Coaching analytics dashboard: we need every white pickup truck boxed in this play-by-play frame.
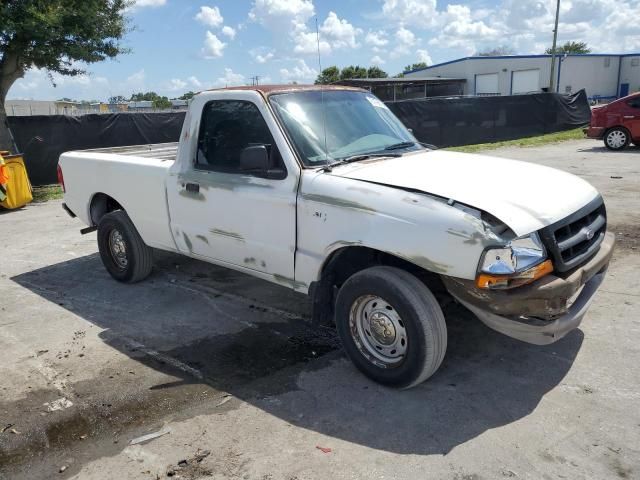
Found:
[59,85,614,388]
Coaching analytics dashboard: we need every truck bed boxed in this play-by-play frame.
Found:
[80,142,179,161]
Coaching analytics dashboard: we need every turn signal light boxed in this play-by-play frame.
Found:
[476,259,554,290]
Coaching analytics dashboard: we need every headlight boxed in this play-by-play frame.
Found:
[476,233,553,290]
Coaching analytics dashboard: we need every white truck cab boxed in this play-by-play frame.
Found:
[58,85,614,388]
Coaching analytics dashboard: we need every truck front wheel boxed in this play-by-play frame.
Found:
[97,210,153,283]
[335,266,447,388]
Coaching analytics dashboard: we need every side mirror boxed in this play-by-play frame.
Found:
[239,145,269,173]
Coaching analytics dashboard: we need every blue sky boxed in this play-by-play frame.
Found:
[9,0,640,101]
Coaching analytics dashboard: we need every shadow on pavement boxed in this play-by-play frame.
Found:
[10,251,583,456]
[577,144,640,153]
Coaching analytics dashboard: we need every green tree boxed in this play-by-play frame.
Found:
[130,92,161,102]
[403,62,428,73]
[367,66,388,78]
[0,0,129,150]
[545,41,591,54]
[179,91,196,100]
[315,66,340,84]
[108,95,128,104]
[475,46,515,56]
[339,65,368,80]
[152,96,172,109]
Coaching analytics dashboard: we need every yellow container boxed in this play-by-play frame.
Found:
[0,154,33,209]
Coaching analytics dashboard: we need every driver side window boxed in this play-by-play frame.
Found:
[195,100,285,177]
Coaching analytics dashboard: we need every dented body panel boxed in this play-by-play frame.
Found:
[59,85,613,345]
[332,151,600,237]
[295,170,502,284]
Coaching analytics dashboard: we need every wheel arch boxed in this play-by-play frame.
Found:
[309,245,447,326]
[605,125,631,136]
[89,192,125,226]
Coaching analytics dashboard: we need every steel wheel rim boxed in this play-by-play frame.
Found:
[607,130,626,149]
[108,229,128,269]
[349,295,407,368]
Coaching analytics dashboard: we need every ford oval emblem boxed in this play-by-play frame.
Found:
[585,228,594,240]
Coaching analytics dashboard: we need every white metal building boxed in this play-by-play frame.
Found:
[404,53,640,100]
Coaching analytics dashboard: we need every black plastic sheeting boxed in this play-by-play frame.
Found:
[8,91,590,186]
[386,90,591,148]
[8,112,185,186]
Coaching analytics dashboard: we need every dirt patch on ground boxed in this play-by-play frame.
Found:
[610,224,640,251]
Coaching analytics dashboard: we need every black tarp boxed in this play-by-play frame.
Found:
[8,91,590,186]
[8,112,185,186]
[386,90,591,148]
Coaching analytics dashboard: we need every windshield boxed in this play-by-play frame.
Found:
[269,90,423,167]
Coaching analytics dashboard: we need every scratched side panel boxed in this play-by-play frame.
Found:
[59,151,176,251]
[295,171,502,286]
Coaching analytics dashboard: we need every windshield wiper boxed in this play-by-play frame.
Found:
[384,141,438,151]
[384,141,419,151]
[322,152,402,172]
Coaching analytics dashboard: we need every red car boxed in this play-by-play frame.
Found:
[586,92,640,150]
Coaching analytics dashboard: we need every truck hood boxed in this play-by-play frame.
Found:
[332,150,599,237]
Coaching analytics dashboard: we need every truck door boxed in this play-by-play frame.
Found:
[166,98,298,282]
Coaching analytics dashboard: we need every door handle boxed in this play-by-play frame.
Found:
[185,182,200,193]
[623,115,634,119]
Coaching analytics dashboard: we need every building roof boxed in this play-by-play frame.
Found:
[336,77,465,85]
[406,52,640,75]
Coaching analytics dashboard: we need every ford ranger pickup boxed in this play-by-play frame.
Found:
[58,85,614,388]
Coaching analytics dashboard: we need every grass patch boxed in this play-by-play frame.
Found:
[445,128,585,153]
[32,184,63,203]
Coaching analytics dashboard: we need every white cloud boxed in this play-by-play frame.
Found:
[381,0,438,28]
[294,30,331,55]
[396,27,416,46]
[279,60,317,83]
[9,68,111,101]
[128,0,167,10]
[125,69,146,90]
[370,55,385,65]
[441,5,498,38]
[221,25,236,39]
[215,68,245,87]
[255,52,274,64]
[202,31,226,58]
[195,6,224,28]
[167,78,188,91]
[188,76,203,88]
[417,49,432,65]
[365,30,388,47]
[391,26,417,57]
[249,0,315,32]
[320,11,362,49]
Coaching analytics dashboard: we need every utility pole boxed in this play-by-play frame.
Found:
[549,0,560,93]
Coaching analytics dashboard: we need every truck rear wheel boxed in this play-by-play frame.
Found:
[335,266,447,389]
[97,210,153,283]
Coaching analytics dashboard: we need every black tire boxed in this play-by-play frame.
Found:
[335,266,447,389]
[604,127,631,151]
[97,210,153,283]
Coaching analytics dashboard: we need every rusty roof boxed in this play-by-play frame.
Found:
[204,84,365,96]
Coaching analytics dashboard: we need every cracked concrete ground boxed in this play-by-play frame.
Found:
[1,139,639,480]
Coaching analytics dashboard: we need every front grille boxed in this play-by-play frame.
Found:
[540,197,606,273]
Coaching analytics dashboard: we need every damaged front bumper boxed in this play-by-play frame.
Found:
[443,232,615,345]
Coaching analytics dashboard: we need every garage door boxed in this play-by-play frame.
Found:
[512,69,540,94]
[475,73,499,96]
